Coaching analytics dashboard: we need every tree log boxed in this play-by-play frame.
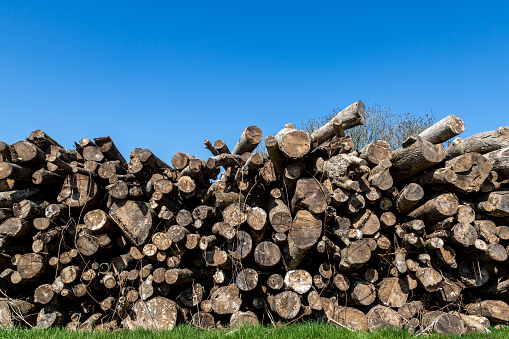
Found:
[57,173,101,209]
[366,305,404,330]
[446,126,509,159]
[0,189,40,208]
[419,114,465,144]
[408,193,458,223]
[109,200,156,246]
[271,291,301,319]
[36,306,64,328]
[416,267,443,292]
[377,277,409,308]
[291,177,330,215]
[210,284,242,315]
[284,269,312,294]
[485,147,509,180]
[390,135,445,182]
[236,268,258,291]
[128,297,182,330]
[254,241,281,268]
[10,140,46,163]
[267,198,292,233]
[422,311,466,335]
[232,126,263,155]
[275,124,311,159]
[310,101,365,149]
[286,210,322,269]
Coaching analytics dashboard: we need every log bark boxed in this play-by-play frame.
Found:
[446,126,509,159]
[0,189,40,208]
[265,136,284,174]
[232,125,263,155]
[390,135,445,182]
[0,162,34,181]
[310,101,365,149]
[419,114,465,144]
[408,193,458,223]
[27,130,63,149]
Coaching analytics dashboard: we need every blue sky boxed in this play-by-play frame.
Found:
[1,1,508,161]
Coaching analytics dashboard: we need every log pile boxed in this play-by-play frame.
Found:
[1,102,509,335]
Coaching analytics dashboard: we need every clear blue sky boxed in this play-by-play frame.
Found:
[1,1,508,161]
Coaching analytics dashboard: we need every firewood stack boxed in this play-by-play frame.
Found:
[1,101,509,335]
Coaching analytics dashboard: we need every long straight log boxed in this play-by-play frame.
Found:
[446,126,509,159]
[419,114,465,144]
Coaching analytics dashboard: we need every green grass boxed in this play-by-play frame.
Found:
[0,323,507,339]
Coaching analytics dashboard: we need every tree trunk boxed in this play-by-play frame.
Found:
[232,125,263,155]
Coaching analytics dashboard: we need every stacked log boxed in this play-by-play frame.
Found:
[0,107,508,335]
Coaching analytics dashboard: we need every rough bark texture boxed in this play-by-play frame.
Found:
[391,135,445,182]
[1,110,509,333]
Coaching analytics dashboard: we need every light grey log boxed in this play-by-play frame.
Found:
[232,126,263,155]
[419,114,465,144]
[446,126,509,159]
[310,100,365,149]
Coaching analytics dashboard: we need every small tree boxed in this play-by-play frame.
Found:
[300,104,435,150]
